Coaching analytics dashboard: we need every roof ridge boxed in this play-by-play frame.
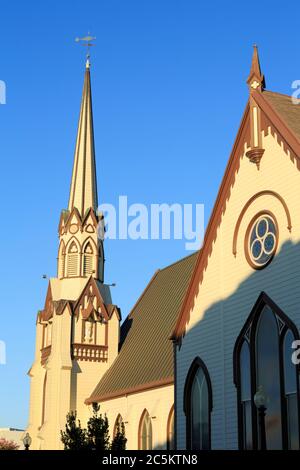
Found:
[124,252,198,322]
[254,90,300,149]
[263,89,295,100]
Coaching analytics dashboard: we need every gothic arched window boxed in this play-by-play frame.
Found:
[66,240,79,277]
[239,341,252,449]
[283,330,299,449]
[234,292,300,450]
[184,358,212,450]
[83,242,94,277]
[113,414,124,439]
[139,410,152,450]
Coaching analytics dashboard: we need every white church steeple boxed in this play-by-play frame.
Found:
[26,57,120,451]
[58,60,104,282]
[68,60,98,216]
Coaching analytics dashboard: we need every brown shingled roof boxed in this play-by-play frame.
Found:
[263,90,300,140]
[86,252,198,403]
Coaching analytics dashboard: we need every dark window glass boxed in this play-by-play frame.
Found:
[252,240,262,260]
[283,330,299,449]
[284,330,297,394]
[256,306,282,449]
[236,298,300,450]
[240,341,252,449]
[191,367,209,450]
[264,233,275,254]
[257,219,267,237]
[248,215,277,267]
[242,401,252,450]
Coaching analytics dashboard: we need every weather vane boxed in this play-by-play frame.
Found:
[75,33,96,66]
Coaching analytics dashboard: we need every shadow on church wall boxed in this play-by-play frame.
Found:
[177,238,300,449]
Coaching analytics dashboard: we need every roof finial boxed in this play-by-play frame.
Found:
[75,33,96,69]
[247,45,265,92]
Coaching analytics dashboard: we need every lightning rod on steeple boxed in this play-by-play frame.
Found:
[75,33,96,68]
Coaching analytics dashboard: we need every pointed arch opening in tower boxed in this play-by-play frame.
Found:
[58,240,66,279]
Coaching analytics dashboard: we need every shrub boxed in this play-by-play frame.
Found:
[86,403,110,451]
[111,421,127,451]
[60,412,88,450]
[0,438,19,451]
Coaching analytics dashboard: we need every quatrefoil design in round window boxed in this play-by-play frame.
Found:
[246,213,278,268]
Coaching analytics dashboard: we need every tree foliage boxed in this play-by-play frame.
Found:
[0,438,19,450]
[111,420,127,451]
[86,403,110,451]
[60,411,87,450]
[61,404,126,451]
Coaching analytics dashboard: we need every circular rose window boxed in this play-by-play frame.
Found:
[246,214,278,268]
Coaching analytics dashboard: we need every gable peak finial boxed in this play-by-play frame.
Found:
[247,44,265,92]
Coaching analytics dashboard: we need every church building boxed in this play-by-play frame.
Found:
[26,56,194,450]
[172,47,300,450]
[27,46,300,451]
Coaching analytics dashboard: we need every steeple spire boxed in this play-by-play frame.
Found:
[247,45,265,92]
[68,61,98,217]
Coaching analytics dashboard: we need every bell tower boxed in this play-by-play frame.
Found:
[26,57,120,450]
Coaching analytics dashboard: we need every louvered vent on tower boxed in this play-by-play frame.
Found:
[83,243,94,276]
[67,241,79,277]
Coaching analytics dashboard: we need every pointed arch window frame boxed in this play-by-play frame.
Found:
[82,237,97,278]
[58,240,66,279]
[113,413,124,440]
[233,291,300,450]
[65,237,81,277]
[183,357,213,450]
[167,404,175,450]
[138,409,153,450]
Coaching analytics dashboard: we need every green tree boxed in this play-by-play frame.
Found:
[111,420,127,451]
[86,403,110,451]
[60,411,87,450]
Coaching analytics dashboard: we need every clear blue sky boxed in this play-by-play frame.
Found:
[0,0,299,428]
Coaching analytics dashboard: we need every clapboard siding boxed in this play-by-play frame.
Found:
[176,130,300,449]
